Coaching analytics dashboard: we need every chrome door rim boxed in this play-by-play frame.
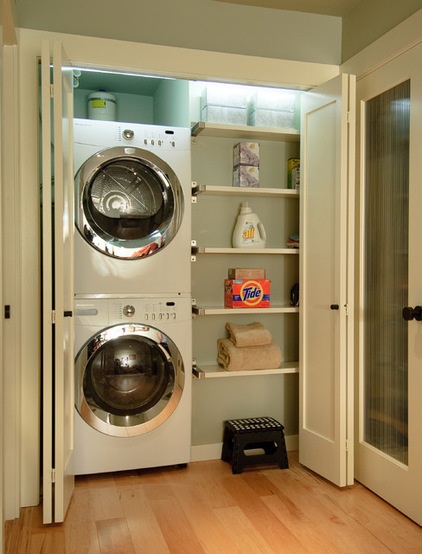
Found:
[75,323,185,437]
[75,146,184,260]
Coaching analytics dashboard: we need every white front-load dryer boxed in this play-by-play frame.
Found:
[73,119,191,296]
[73,295,192,475]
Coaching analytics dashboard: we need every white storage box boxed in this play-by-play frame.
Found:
[233,165,260,187]
[250,89,298,112]
[200,85,248,125]
[248,89,299,129]
[248,108,297,129]
[201,106,248,125]
[201,86,248,110]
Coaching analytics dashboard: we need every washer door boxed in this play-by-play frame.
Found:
[75,323,185,436]
[75,147,184,259]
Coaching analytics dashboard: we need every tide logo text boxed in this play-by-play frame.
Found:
[240,280,264,306]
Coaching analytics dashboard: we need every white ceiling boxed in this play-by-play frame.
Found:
[214,0,363,17]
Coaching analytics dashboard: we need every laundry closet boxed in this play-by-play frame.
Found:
[70,70,302,457]
[16,28,349,524]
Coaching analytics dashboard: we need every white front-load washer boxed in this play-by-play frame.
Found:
[73,119,191,296]
[73,295,192,475]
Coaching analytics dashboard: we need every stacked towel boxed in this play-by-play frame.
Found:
[217,338,282,371]
[226,321,272,348]
[217,322,282,371]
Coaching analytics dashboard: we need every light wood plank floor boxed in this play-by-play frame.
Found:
[5,452,422,553]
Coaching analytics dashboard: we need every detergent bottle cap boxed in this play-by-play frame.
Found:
[240,202,252,214]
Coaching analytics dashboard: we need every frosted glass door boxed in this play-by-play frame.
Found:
[363,81,409,464]
[356,43,422,527]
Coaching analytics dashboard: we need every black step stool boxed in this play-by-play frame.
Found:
[221,417,289,474]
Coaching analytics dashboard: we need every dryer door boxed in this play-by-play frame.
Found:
[75,323,185,436]
[75,147,184,259]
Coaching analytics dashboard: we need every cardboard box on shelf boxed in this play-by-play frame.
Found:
[224,279,271,308]
[228,268,266,280]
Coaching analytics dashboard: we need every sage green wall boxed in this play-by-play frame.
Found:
[153,79,190,127]
[15,0,342,64]
[342,0,422,62]
[15,0,422,67]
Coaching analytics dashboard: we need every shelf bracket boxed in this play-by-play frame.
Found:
[191,239,197,262]
[191,181,199,196]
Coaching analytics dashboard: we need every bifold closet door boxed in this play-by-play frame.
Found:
[41,39,75,524]
[299,73,355,487]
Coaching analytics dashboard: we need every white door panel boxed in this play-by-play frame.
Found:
[41,39,75,524]
[300,74,355,487]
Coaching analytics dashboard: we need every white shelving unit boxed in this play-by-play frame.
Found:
[191,121,300,142]
[193,361,299,379]
[192,305,299,315]
[191,245,299,256]
[191,121,300,379]
[193,183,299,198]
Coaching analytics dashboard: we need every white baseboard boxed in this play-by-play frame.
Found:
[191,434,299,462]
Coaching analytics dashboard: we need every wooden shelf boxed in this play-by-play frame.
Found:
[192,183,299,198]
[192,305,299,316]
[191,121,300,142]
[193,361,299,379]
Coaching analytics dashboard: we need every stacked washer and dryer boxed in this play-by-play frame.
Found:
[73,118,192,475]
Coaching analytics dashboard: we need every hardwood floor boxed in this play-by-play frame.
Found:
[5,452,422,553]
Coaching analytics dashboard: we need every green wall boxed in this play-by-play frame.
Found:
[15,0,342,64]
[342,0,422,61]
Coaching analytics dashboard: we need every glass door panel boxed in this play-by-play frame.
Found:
[363,80,410,465]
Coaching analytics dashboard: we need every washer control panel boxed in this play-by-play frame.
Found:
[111,299,178,322]
[74,297,191,326]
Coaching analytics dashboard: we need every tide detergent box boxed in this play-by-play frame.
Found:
[224,279,271,308]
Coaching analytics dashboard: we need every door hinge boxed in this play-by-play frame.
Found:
[51,468,56,483]
[346,110,351,124]
[344,303,349,317]
[345,440,349,452]
[4,305,11,319]
[50,84,54,98]
[51,310,56,324]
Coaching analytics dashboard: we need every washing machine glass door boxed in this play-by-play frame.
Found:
[75,147,184,259]
[75,324,185,437]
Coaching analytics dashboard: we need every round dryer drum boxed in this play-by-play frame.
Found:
[75,323,185,436]
[75,146,184,259]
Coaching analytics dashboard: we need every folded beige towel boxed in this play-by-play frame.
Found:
[217,338,282,371]
[226,321,272,348]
